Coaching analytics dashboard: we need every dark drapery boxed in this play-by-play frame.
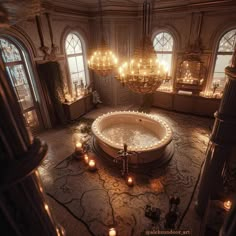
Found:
[37,61,66,127]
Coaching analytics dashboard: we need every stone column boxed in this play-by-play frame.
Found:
[195,62,236,216]
[0,54,64,234]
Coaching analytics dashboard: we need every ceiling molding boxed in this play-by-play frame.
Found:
[1,0,236,28]
[152,0,236,13]
[42,0,236,18]
[42,1,140,17]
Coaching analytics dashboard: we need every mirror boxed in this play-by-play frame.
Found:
[175,59,206,95]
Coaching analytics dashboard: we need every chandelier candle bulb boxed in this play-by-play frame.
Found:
[88,159,96,171]
[108,228,117,236]
[223,200,232,211]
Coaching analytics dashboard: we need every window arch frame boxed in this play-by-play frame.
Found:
[208,27,236,93]
[152,29,176,91]
[0,35,42,130]
[64,31,89,97]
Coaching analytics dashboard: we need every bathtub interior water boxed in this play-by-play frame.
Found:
[102,123,160,148]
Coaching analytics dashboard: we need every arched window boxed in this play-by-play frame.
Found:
[212,29,236,93]
[65,33,87,97]
[153,32,174,91]
[0,37,40,131]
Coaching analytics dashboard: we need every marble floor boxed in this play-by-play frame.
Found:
[38,105,213,236]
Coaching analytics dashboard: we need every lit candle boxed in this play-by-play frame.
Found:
[149,59,152,68]
[108,228,117,236]
[130,59,134,70]
[138,63,140,71]
[88,159,96,171]
[223,200,232,211]
[44,203,49,212]
[127,176,134,187]
[74,142,83,158]
[75,142,82,150]
[84,153,89,164]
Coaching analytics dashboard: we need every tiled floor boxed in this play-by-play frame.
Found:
[38,106,213,236]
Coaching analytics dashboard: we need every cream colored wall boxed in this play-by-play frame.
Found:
[2,14,91,127]
[93,6,236,106]
[16,14,91,89]
[90,16,141,106]
[153,7,236,91]
[3,2,236,116]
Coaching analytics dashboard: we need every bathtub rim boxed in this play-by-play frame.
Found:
[91,111,172,152]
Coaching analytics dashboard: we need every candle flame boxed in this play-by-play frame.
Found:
[109,228,117,236]
[44,204,49,211]
[224,200,232,210]
[76,142,82,148]
[84,154,89,163]
[89,159,95,167]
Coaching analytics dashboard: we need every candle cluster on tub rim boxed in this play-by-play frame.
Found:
[91,110,172,152]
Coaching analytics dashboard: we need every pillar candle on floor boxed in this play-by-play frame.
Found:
[88,159,96,171]
[108,228,117,236]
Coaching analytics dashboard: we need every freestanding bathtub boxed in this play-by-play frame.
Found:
[92,111,173,165]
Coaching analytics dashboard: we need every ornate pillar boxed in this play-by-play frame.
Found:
[195,59,236,216]
[0,53,64,234]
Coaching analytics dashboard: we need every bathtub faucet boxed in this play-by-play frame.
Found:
[114,143,137,177]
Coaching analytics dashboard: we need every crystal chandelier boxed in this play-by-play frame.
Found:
[88,0,118,77]
[117,1,169,94]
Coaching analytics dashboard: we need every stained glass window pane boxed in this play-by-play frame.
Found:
[156,54,172,74]
[212,29,236,93]
[153,32,173,52]
[7,64,34,110]
[68,56,86,84]
[218,29,236,52]
[65,33,82,55]
[24,110,39,130]
[153,32,174,73]
[0,37,40,131]
[153,32,174,91]
[212,55,230,91]
[0,38,21,62]
[65,32,87,96]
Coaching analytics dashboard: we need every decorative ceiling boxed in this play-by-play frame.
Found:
[43,0,232,8]
[41,0,236,16]
[42,0,235,10]
[0,0,235,28]
[0,0,41,26]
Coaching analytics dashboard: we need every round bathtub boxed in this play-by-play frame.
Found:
[91,111,173,165]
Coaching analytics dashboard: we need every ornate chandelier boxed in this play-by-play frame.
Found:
[117,1,169,94]
[88,0,118,77]
[88,39,118,77]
